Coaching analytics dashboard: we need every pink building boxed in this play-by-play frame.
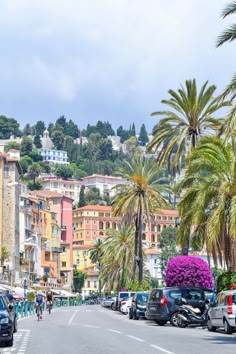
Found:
[31,191,73,287]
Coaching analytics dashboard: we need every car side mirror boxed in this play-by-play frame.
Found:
[8,304,13,311]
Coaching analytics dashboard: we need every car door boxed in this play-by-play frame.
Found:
[214,294,225,326]
[209,294,220,326]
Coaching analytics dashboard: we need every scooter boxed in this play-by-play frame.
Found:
[177,298,210,328]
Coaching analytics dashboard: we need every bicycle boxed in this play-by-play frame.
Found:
[35,304,42,321]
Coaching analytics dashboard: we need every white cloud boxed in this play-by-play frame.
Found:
[0,0,235,128]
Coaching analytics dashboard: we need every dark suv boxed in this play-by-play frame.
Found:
[145,287,212,326]
[129,292,149,320]
[0,295,17,346]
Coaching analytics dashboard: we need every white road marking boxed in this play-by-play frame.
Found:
[106,329,122,334]
[126,335,145,342]
[85,310,92,312]
[81,324,100,329]
[68,310,78,325]
[150,344,176,354]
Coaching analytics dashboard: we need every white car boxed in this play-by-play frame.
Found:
[120,297,132,315]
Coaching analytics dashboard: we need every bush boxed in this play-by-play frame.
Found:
[126,280,150,292]
[217,271,236,293]
[27,291,35,302]
[166,256,213,289]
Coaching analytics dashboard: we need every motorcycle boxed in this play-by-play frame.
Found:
[177,298,210,328]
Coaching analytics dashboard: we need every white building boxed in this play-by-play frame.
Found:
[40,176,81,202]
[82,174,128,198]
[145,249,162,282]
[40,149,69,165]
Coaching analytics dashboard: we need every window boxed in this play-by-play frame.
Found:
[3,166,9,178]
[142,233,146,241]
[151,234,155,242]
[168,216,173,221]
[62,247,66,252]
[151,224,155,232]
[150,290,161,301]
[62,261,66,267]
[83,250,87,257]
[154,258,157,264]
[76,259,80,265]
[94,281,97,288]
[157,225,161,232]
[87,281,90,287]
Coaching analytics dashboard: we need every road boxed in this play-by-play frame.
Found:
[1,305,236,354]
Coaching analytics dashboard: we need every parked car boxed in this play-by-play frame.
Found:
[145,287,212,326]
[207,290,236,334]
[0,294,17,347]
[117,292,136,311]
[129,292,149,320]
[120,297,132,315]
[102,297,116,308]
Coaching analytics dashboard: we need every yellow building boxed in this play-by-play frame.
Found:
[73,245,93,271]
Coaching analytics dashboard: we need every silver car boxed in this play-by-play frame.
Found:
[207,290,236,334]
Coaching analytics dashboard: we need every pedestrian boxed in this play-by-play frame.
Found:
[6,290,14,303]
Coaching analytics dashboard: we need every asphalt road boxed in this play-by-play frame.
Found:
[1,305,236,354]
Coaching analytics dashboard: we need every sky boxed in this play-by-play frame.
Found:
[0,0,235,133]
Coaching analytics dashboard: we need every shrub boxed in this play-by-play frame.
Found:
[166,256,213,289]
[126,280,150,292]
[217,271,236,293]
[27,291,35,302]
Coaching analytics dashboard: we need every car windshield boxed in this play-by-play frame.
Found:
[150,290,161,301]
[0,297,7,310]
[120,293,129,299]
[181,289,203,301]
[137,294,149,303]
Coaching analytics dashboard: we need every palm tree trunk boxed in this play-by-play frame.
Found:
[132,216,139,281]
[121,254,126,288]
[230,239,236,272]
[138,194,143,284]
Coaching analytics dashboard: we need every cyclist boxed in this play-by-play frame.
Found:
[35,292,44,319]
[46,290,53,311]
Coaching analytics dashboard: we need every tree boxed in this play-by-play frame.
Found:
[158,227,179,279]
[51,129,64,150]
[176,136,236,271]
[166,256,213,289]
[131,123,136,136]
[103,224,134,289]
[30,149,43,162]
[85,188,101,205]
[34,120,46,136]
[124,136,141,156]
[22,123,33,136]
[216,2,236,137]
[33,135,42,148]
[138,124,149,146]
[73,270,87,293]
[28,162,42,185]
[112,155,170,283]
[89,239,104,295]
[20,156,32,174]
[148,79,229,171]
[78,186,86,207]
[0,246,10,267]
[54,164,73,179]
[4,141,21,152]
[21,136,33,155]
[0,115,21,139]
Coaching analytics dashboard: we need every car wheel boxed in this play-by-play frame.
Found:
[133,311,139,320]
[155,320,167,326]
[170,312,179,327]
[207,318,217,332]
[129,310,133,319]
[224,319,233,334]
[6,335,13,347]
[13,318,18,333]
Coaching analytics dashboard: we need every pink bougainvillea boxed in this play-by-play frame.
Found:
[165,256,213,289]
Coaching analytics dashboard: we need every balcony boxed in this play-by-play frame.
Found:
[24,236,37,247]
[20,205,32,214]
[52,247,63,253]
[61,224,67,231]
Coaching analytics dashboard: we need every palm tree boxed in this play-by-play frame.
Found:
[216,2,236,136]
[28,162,42,185]
[148,79,229,171]
[112,155,170,283]
[89,239,103,295]
[176,136,236,271]
[102,224,134,289]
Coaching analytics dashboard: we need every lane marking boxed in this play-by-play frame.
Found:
[150,344,176,354]
[106,329,122,334]
[126,335,145,342]
[68,310,78,325]
[81,324,100,329]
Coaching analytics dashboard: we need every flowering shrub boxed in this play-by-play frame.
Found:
[165,256,213,289]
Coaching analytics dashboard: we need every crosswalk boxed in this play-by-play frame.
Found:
[0,329,31,354]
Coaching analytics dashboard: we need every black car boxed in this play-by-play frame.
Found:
[145,287,212,326]
[0,295,17,346]
[129,292,149,320]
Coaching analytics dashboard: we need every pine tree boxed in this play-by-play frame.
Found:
[34,135,42,148]
[138,124,149,146]
[131,123,136,136]
[78,186,86,207]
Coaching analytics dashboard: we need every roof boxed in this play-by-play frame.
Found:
[73,205,112,212]
[41,178,81,185]
[82,174,126,181]
[146,249,161,255]
[29,190,73,201]
[73,244,91,250]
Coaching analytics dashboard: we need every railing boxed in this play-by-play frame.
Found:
[14,300,84,318]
